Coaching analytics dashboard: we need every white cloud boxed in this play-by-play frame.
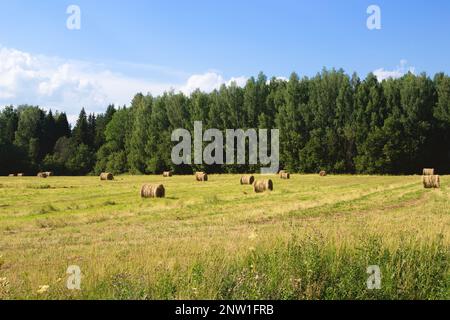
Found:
[227,76,248,87]
[373,59,415,81]
[0,46,247,122]
[180,72,247,94]
[0,46,172,115]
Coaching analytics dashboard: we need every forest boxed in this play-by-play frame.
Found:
[1,69,450,176]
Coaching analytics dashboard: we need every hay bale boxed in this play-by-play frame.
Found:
[195,172,203,180]
[195,172,208,182]
[279,170,287,177]
[37,172,48,178]
[100,172,114,181]
[140,184,165,198]
[319,171,327,177]
[422,175,440,189]
[45,171,53,177]
[254,179,273,193]
[17,173,24,177]
[8,174,16,177]
[280,172,290,179]
[163,171,173,177]
[240,175,255,185]
[422,168,434,176]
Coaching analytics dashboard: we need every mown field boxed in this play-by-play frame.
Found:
[0,174,448,300]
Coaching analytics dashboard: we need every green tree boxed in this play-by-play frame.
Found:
[127,94,153,174]
[72,108,89,146]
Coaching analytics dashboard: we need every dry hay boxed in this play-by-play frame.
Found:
[195,172,208,182]
[140,184,165,198]
[240,175,255,185]
[279,170,287,177]
[422,168,434,176]
[422,175,440,189]
[163,171,173,177]
[254,179,273,193]
[280,172,290,179]
[37,172,48,178]
[319,171,327,177]
[100,172,114,181]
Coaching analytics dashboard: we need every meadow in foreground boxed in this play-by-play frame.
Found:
[0,174,448,299]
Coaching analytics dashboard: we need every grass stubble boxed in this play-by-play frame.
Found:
[0,174,448,300]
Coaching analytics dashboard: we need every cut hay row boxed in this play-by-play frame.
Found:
[195,172,208,182]
[254,179,273,193]
[240,175,255,185]
[100,172,114,181]
[141,184,165,198]
[422,175,440,189]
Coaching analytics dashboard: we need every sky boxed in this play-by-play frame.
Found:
[0,0,449,121]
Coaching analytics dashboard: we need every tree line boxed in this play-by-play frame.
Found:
[1,69,450,176]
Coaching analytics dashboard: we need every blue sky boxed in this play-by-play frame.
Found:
[0,0,449,119]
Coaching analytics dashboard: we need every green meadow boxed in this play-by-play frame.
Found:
[0,174,448,299]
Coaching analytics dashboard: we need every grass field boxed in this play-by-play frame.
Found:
[0,174,448,300]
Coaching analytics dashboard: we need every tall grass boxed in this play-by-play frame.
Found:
[74,234,448,300]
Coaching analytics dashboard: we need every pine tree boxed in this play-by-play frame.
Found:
[55,112,71,138]
[72,108,89,146]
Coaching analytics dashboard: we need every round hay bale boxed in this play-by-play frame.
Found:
[422,168,434,176]
[279,170,287,177]
[319,171,327,177]
[17,173,24,177]
[422,175,440,189]
[45,171,53,177]
[280,172,290,179]
[254,179,273,193]
[140,184,165,198]
[37,172,48,178]
[100,172,114,181]
[8,174,16,177]
[195,172,208,182]
[240,175,255,185]
[163,171,173,177]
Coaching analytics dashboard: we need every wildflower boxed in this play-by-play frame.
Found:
[37,285,49,294]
